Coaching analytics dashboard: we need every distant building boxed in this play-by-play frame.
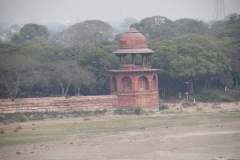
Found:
[11,29,17,33]
[0,35,10,42]
[108,28,160,109]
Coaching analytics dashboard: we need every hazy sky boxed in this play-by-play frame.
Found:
[0,0,240,24]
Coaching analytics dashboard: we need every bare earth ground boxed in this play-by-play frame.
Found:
[1,101,240,160]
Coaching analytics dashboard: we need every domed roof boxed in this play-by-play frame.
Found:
[113,27,154,54]
[119,28,147,49]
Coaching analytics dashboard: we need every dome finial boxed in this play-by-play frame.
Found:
[125,27,139,33]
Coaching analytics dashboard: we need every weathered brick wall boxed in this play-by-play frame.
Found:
[0,95,118,113]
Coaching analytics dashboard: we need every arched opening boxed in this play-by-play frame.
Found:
[153,75,157,89]
[121,76,132,91]
[112,77,117,92]
[135,54,142,65]
[124,54,132,64]
[138,76,149,91]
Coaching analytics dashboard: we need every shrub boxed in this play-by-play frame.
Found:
[219,96,233,102]
[95,110,103,115]
[134,107,142,115]
[161,104,169,110]
[17,125,22,129]
[14,128,18,132]
[0,113,5,122]
[232,90,240,100]
[196,108,204,112]
[199,89,220,102]
[83,117,91,121]
[114,109,124,115]
[114,109,133,115]
[45,109,49,115]
[103,108,107,113]
[182,101,192,108]
[1,129,5,134]
[3,120,9,125]
[17,113,28,122]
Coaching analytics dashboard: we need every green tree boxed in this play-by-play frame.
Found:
[80,44,119,94]
[120,17,138,29]
[6,24,21,39]
[0,39,65,97]
[224,13,240,25]
[174,18,209,35]
[0,41,20,54]
[0,54,37,98]
[217,23,240,89]
[131,16,179,40]
[211,14,240,89]
[51,20,113,58]
[11,23,49,44]
[72,67,96,96]
[50,60,96,97]
[151,34,231,94]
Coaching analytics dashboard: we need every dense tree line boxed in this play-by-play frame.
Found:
[131,14,240,98]
[0,14,239,100]
[0,21,117,98]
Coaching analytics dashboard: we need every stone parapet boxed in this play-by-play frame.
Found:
[0,95,118,113]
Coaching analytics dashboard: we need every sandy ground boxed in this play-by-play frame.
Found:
[1,101,240,160]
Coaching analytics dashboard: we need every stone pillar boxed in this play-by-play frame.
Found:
[131,54,136,65]
[123,55,126,64]
[141,55,144,66]
[117,75,122,92]
[146,56,148,66]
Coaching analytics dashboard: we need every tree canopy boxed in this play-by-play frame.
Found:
[131,16,177,40]
[120,17,138,29]
[11,23,49,44]
[173,18,209,35]
[79,44,119,95]
[151,34,231,94]
[51,20,113,58]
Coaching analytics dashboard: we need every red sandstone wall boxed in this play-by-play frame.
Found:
[0,95,118,113]
[117,92,159,109]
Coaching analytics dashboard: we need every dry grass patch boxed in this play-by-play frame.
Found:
[1,112,240,147]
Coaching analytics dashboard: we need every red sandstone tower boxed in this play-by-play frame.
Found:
[108,28,160,108]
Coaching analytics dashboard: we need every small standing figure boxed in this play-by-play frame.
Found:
[10,96,14,102]
[225,86,229,92]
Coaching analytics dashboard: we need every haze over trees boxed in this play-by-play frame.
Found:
[6,24,21,39]
[51,20,113,58]
[120,17,138,29]
[0,14,239,101]
[11,24,49,44]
